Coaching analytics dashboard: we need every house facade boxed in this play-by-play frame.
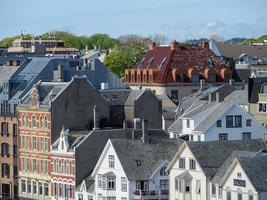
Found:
[166,140,267,200]
[168,100,265,141]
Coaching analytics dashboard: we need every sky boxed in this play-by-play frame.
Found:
[1,0,267,41]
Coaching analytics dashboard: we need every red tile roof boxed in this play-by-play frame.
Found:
[128,42,232,84]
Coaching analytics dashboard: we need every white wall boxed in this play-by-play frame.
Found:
[169,145,208,200]
[205,105,265,141]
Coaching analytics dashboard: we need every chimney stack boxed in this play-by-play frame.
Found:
[57,64,64,82]
[142,119,149,144]
[171,40,179,50]
[202,41,209,49]
[148,42,157,50]
[200,79,205,90]
[93,105,99,130]
[216,92,224,103]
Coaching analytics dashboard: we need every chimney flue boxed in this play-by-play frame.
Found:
[93,105,99,130]
[142,119,149,144]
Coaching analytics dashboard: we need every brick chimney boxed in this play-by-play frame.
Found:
[202,41,209,49]
[148,42,157,50]
[171,40,179,50]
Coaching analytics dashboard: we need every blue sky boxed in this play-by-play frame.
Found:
[1,0,267,41]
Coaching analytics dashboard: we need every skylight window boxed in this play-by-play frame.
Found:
[147,57,154,68]
[159,57,167,68]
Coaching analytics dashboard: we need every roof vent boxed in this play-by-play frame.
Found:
[136,160,141,166]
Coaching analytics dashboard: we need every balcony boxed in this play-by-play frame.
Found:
[133,189,169,199]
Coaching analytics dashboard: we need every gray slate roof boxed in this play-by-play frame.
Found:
[124,90,144,106]
[238,154,267,192]
[212,150,256,184]
[187,139,267,178]
[111,138,184,180]
[224,90,248,105]
[0,65,19,86]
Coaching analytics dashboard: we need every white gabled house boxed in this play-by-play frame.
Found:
[168,101,266,141]
[79,137,183,200]
[166,139,267,200]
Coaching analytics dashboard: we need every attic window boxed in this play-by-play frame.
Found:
[159,57,167,68]
[136,160,141,166]
[147,57,154,68]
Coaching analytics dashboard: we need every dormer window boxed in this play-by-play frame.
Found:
[160,167,168,176]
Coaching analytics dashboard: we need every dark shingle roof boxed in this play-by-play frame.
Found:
[187,139,267,178]
[111,138,184,180]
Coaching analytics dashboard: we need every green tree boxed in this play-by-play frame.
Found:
[104,42,145,77]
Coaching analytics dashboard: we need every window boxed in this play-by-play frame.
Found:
[186,119,190,128]
[160,167,167,176]
[32,159,37,173]
[40,138,44,151]
[196,180,201,194]
[44,183,49,196]
[248,191,253,200]
[32,137,37,150]
[40,116,43,128]
[2,163,10,177]
[227,187,231,200]
[235,116,242,127]
[22,116,25,127]
[69,161,72,174]
[33,181,37,194]
[44,117,48,128]
[238,189,242,200]
[121,177,127,192]
[1,143,9,156]
[242,132,251,140]
[39,182,43,195]
[136,180,149,190]
[27,180,31,194]
[246,119,252,126]
[226,116,234,128]
[160,180,169,190]
[32,115,37,128]
[107,177,116,190]
[98,194,102,200]
[179,158,185,169]
[98,174,102,188]
[44,138,48,152]
[259,103,267,112]
[211,183,216,196]
[175,178,179,191]
[189,159,196,170]
[178,179,183,192]
[217,120,222,127]
[197,135,201,141]
[219,187,222,198]
[185,180,191,192]
[219,133,228,141]
[1,122,8,135]
[171,90,178,100]
[26,116,29,127]
[21,180,26,193]
[13,123,17,135]
[109,155,115,168]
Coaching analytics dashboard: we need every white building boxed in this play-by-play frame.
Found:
[168,98,265,141]
[76,135,183,200]
[166,139,267,200]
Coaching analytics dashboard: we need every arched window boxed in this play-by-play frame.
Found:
[66,161,69,175]
[40,116,43,128]
[44,117,48,129]
[1,143,9,156]
[26,116,29,127]
[58,160,62,173]
[2,163,10,177]
[53,160,56,173]
[248,190,253,200]
[32,115,37,128]
[64,161,67,174]
[160,167,167,176]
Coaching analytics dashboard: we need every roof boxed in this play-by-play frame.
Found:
[75,128,169,185]
[186,139,267,178]
[248,77,267,103]
[224,90,248,105]
[238,154,267,192]
[234,69,252,82]
[110,138,184,180]
[124,90,144,106]
[132,43,230,84]
[0,65,19,86]
[212,150,256,184]
[216,43,267,63]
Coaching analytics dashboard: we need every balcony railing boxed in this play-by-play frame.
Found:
[133,189,169,198]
